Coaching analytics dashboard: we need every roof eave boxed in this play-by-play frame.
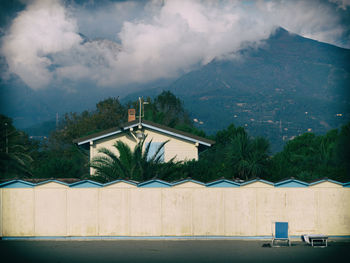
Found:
[74,120,215,147]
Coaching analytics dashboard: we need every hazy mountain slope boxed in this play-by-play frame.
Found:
[171,28,350,151]
[0,71,53,128]
[2,27,349,152]
[124,28,350,152]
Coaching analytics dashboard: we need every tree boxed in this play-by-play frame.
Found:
[30,97,125,179]
[152,91,192,127]
[335,122,350,175]
[175,124,270,182]
[50,97,126,146]
[226,132,270,180]
[0,115,35,178]
[90,136,178,182]
[126,91,192,128]
[31,145,88,179]
[214,124,245,145]
[269,125,349,182]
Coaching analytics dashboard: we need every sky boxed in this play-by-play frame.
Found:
[0,0,350,92]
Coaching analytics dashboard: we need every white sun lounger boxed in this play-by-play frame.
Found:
[302,234,328,247]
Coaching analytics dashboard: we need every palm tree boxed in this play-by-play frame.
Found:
[90,136,176,182]
[226,132,270,180]
[0,118,33,178]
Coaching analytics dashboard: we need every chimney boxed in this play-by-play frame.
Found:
[128,109,136,122]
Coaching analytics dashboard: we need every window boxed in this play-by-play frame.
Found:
[146,142,165,162]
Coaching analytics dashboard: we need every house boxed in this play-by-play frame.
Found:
[73,119,215,175]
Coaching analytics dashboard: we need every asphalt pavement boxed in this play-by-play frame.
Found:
[0,239,348,263]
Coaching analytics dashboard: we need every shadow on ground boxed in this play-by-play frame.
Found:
[1,240,349,263]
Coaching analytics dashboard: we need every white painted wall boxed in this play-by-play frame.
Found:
[1,181,349,237]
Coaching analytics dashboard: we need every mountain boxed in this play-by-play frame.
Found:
[124,28,350,152]
[1,27,349,152]
[0,69,53,128]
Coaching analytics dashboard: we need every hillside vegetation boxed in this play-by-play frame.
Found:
[1,91,349,183]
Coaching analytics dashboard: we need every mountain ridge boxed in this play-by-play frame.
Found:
[123,27,350,152]
[1,27,349,152]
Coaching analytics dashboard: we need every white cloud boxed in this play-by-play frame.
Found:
[54,39,122,83]
[108,0,273,85]
[257,0,347,47]
[1,0,349,91]
[1,0,81,89]
[329,0,350,10]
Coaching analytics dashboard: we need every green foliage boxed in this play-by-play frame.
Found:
[152,91,192,127]
[174,124,207,138]
[335,123,350,171]
[269,124,349,182]
[3,89,349,183]
[214,124,246,145]
[0,115,36,178]
[127,91,192,128]
[29,97,125,179]
[226,134,270,180]
[90,136,178,182]
[50,97,126,146]
[174,124,270,182]
[31,145,88,179]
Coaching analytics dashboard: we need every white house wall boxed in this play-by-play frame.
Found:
[90,128,198,170]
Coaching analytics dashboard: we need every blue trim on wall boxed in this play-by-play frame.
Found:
[1,178,349,188]
[36,180,70,187]
[275,179,309,188]
[309,179,343,186]
[138,180,172,188]
[103,180,137,187]
[0,180,35,188]
[240,179,274,186]
[326,179,343,185]
[69,180,103,188]
[172,179,206,186]
[206,180,240,187]
[343,182,350,187]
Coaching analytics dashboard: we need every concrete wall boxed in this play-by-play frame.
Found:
[1,180,349,237]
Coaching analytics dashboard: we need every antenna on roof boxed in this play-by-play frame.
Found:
[137,97,149,128]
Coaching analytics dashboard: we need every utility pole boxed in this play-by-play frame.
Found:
[56,112,59,129]
[279,119,282,134]
[5,122,8,154]
[138,97,142,126]
[4,122,8,176]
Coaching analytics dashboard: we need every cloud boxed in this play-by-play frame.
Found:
[54,38,122,84]
[329,0,350,10]
[256,0,349,47]
[1,0,81,89]
[103,0,274,85]
[72,0,147,41]
[1,0,349,91]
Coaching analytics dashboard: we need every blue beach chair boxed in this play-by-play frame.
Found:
[271,222,291,247]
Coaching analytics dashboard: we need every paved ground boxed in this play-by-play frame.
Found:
[0,239,349,263]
